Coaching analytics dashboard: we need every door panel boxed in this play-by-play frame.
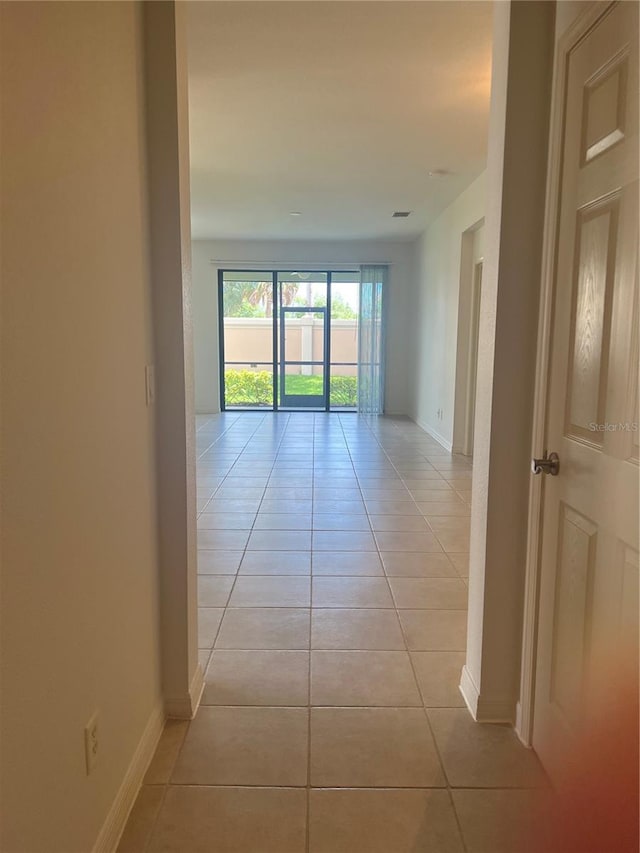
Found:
[549,503,597,729]
[581,49,628,164]
[565,196,618,444]
[533,1,639,784]
[279,307,328,409]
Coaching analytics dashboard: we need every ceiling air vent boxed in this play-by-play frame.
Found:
[392,211,411,218]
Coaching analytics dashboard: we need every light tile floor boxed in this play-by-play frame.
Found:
[119,413,547,853]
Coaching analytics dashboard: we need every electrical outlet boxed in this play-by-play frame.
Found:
[145,364,155,407]
[84,712,99,775]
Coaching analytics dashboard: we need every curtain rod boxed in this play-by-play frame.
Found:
[208,260,392,268]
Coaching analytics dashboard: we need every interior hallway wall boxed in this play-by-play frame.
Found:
[192,238,415,416]
[408,173,486,448]
[144,0,200,724]
[1,3,162,850]
[464,0,554,723]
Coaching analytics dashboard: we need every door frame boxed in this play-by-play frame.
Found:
[279,305,329,409]
[463,258,483,456]
[452,218,484,456]
[516,0,617,747]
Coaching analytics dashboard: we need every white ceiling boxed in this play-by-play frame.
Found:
[187,1,493,241]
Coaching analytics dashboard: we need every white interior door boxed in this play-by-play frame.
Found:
[533,1,639,784]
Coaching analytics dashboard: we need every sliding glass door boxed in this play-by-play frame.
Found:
[278,272,329,409]
[280,307,327,407]
[218,269,362,412]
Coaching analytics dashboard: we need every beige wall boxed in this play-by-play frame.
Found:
[222,319,358,373]
[1,3,162,851]
[409,172,486,447]
[224,320,274,363]
[144,0,199,723]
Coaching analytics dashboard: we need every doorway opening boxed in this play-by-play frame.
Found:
[464,259,483,455]
[218,269,361,411]
[453,220,484,456]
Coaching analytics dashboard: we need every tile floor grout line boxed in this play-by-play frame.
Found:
[140,781,170,853]
[389,449,471,852]
[343,415,414,641]
[195,411,241,461]
[182,413,481,851]
[203,412,286,657]
[197,414,263,496]
[386,418,471,581]
[145,712,197,848]
[305,413,316,853]
[230,413,291,612]
[197,412,268,517]
[355,416,470,852]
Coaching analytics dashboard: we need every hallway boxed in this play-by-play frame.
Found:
[120,414,546,853]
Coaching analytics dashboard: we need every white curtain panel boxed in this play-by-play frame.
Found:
[358,265,387,414]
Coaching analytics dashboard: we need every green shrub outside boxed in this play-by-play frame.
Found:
[224,369,357,407]
[225,370,273,405]
[329,375,358,406]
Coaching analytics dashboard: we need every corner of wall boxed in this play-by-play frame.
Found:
[164,662,205,720]
[465,0,555,727]
[93,702,165,853]
[407,172,487,444]
[460,663,515,724]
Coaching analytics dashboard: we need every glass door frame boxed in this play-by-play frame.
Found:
[218,268,359,412]
[279,305,329,409]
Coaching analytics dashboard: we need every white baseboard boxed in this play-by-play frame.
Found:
[412,416,453,452]
[164,662,204,720]
[93,701,165,853]
[459,665,514,724]
[459,664,480,717]
[514,700,533,746]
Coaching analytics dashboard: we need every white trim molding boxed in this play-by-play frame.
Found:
[412,417,453,452]
[516,0,616,748]
[460,665,515,724]
[459,664,480,716]
[209,259,372,270]
[92,702,165,853]
[164,662,204,719]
